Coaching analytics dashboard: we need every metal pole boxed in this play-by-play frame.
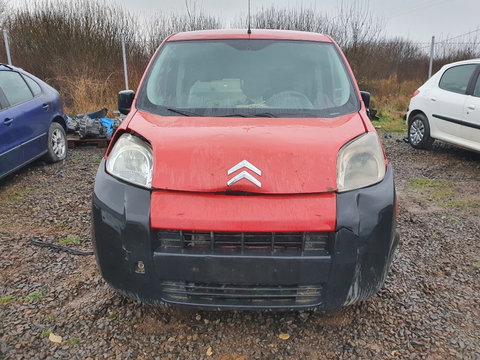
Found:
[3,30,12,65]
[121,33,129,90]
[428,36,435,79]
[247,0,251,34]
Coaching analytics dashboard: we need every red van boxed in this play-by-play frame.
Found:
[92,30,399,310]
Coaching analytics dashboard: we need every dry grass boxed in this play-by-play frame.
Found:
[52,75,118,116]
[367,75,423,118]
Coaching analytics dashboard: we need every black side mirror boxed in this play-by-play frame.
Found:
[118,90,135,115]
[360,91,370,109]
[360,91,379,121]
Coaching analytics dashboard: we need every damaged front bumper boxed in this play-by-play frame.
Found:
[92,161,398,311]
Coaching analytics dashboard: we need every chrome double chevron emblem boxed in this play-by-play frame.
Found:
[227,160,262,188]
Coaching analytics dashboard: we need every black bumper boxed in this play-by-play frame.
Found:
[92,161,398,310]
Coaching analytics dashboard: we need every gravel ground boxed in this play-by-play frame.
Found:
[1,133,479,359]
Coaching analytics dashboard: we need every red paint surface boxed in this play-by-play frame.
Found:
[167,29,333,42]
[128,111,366,194]
[150,191,336,232]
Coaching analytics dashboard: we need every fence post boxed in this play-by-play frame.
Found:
[121,33,129,90]
[3,30,12,65]
[428,36,435,79]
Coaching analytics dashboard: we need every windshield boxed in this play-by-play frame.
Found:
[137,39,359,118]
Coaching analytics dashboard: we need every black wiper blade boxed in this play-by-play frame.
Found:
[218,113,249,117]
[216,112,277,118]
[166,107,201,117]
[252,112,276,118]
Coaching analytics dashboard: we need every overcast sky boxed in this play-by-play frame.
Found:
[10,0,480,44]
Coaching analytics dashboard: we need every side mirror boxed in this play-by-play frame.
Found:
[118,90,135,115]
[360,91,370,109]
[360,91,379,121]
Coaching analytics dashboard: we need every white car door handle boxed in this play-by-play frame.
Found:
[467,104,475,110]
[430,97,437,102]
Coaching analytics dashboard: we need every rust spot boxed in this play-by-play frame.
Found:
[326,187,335,192]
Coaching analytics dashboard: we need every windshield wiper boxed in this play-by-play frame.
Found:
[165,107,201,117]
[218,112,277,118]
[252,112,276,118]
[166,108,278,118]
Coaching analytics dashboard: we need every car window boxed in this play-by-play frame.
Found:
[0,87,9,109]
[474,75,480,97]
[438,64,477,94]
[23,75,42,96]
[137,39,359,118]
[0,71,33,107]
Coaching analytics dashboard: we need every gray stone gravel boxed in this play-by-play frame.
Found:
[0,134,479,359]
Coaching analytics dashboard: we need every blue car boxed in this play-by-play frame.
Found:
[0,64,67,179]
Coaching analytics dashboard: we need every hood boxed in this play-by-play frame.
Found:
[127,111,366,194]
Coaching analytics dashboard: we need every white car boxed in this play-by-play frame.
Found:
[406,58,480,152]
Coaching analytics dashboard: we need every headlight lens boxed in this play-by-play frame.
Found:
[337,132,386,192]
[106,133,153,188]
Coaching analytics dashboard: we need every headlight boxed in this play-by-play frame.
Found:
[337,132,386,192]
[106,133,153,188]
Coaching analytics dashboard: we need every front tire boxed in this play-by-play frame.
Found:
[408,114,434,149]
[44,122,67,163]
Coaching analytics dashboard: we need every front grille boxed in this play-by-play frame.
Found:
[161,281,323,307]
[155,230,331,255]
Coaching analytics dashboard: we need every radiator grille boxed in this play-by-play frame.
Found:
[161,281,323,307]
[155,230,330,255]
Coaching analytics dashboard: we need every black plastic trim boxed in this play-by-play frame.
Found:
[92,160,398,310]
[432,113,480,130]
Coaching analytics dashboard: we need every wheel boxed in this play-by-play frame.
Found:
[44,122,67,163]
[408,114,434,149]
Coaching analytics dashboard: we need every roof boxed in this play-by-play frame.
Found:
[167,29,332,42]
[442,58,480,68]
[0,63,14,71]
[0,63,24,72]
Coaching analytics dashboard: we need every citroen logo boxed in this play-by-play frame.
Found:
[227,160,262,188]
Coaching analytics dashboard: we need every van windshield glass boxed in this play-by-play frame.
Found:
[136,39,359,118]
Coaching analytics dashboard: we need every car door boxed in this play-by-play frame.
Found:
[0,88,22,178]
[0,71,46,177]
[428,64,477,141]
[19,74,52,162]
[0,70,42,176]
[462,66,480,143]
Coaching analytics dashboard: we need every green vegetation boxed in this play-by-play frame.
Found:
[58,222,71,231]
[42,329,52,338]
[67,337,80,346]
[5,187,33,205]
[440,200,479,209]
[59,236,83,245]
[409,178,478,209]
[93,157,102,164]
[410,178,437,187]
[24,290,44,302]
[107,311,118,320]
[0,295,14,304]
[42,315,56,322]
[371,113,407,133]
